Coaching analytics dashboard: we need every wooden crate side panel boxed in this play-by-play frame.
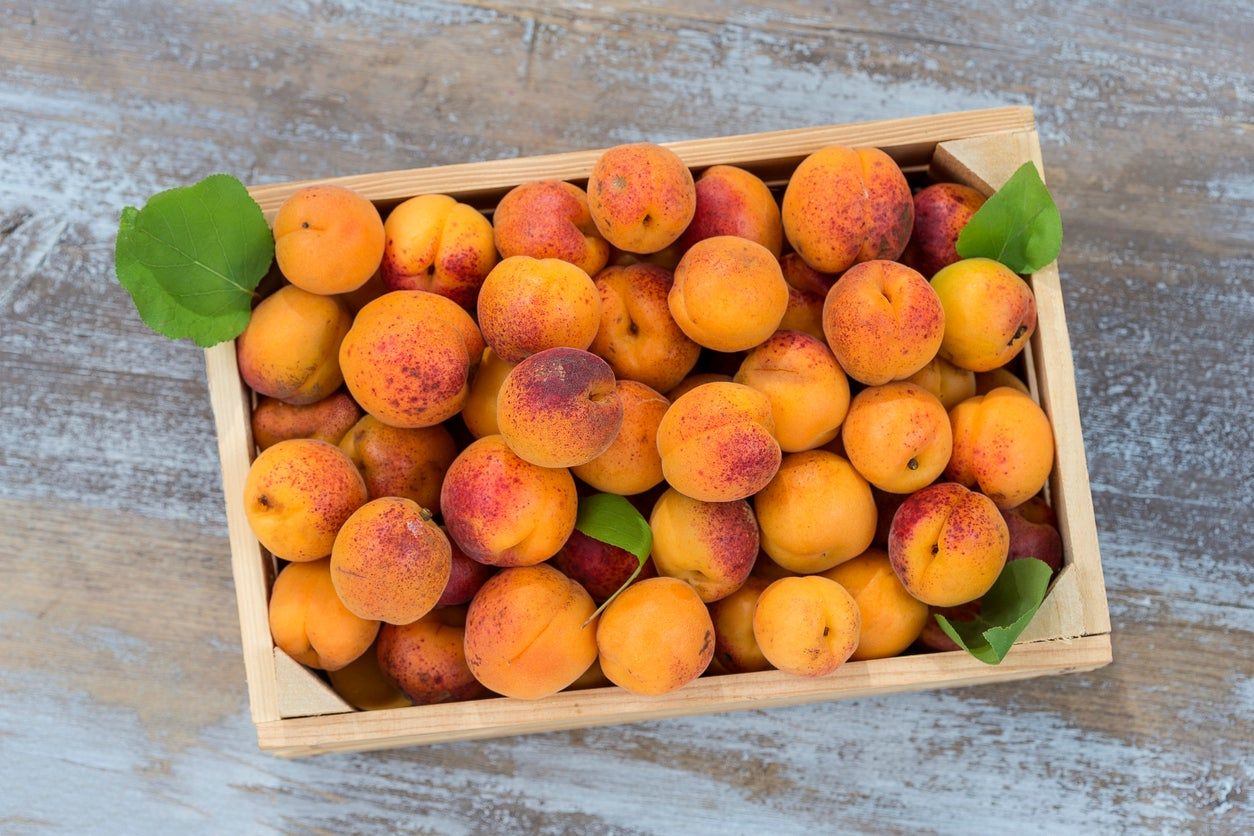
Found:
[274,648,354,718]
[203,343,281,723]
[245,107,1035,217]
[257,634,1112,757]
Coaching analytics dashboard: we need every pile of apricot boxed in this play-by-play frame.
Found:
[240,143,1063,708]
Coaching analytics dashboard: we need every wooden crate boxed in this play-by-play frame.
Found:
[205,106,1111,758]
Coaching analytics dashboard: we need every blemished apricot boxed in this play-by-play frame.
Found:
[571,380,669,495]
[589,263,700,393]
[656,382,781,502]
[496,348,624,468]
[649,488,758,603]
[822,549,928,661]
[755,450,876,574]
[975,366,1031,396]
[780,251,839,297]
[823,260,945,386]
[273,185,385,295]
[596,577,714,695]
[462,348,516,438]
[906,355,977,410]
[587,143,696,254]
[752,576,860,676]
[1002,501,1064,573]
[339,290,483,428]
[780,283,827,342]
[841,383,952,494]
[440,435,578,567]
[464,564,598,699]
[931,258,1037,372]
[380,194,497,309]
[677,165,783,256]
[237,285,352,405]
[338,416,457,508]
[947,387,1055,509]
[552,529,657,603]
[669,236,788,351]
[901,183,987,279]
[665,373,732,401]
[710,576,773,673]
[734,330,850,452]
[251,391,361,451]
[477,256,601,363]
[493,181,609,277]
[327,639,412,710]
[888,482,1009,607]
[331,498,451,625]
[377,607,486,704]
[781,146,913,274]
[438,530,496,605]
[244,439,367,562]
[268,558,378,671]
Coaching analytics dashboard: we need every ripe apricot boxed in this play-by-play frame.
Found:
[669,236,788,351]
[237,285,351,405]
[462,348,516,438]
[649,488,758,603]
[596,577,714,695]
[677,165,782,256]
[589,263,700,393]
[901,183,987,279]
[734,330,850,452]
[273,185,385,295]
[822,549,928,660]
[477,256,601,362]
[931,258,1037,372]
[326,640,412,710]
[710,576,773,673]
[251,391,361,451]
[377,607,486,704]
[268,558,378,671]
[947,387,1055,509]
[587,143,696,254]
[571,380,669,495]
[841,383,952,494]
[493,180,609,277]
[905,355,977,410]
[338,416,457,508]
[752,576,860,677]
[380,194,497,309]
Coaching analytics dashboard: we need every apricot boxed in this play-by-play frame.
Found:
[588,263,700,392]
[273,185,384,295]
[976,366,1030,396]
[337,269,389,314]
[438,530,496,605]
[780,252,839,297]
[780,283,827,342]
[493,181,609,277]
[677,165,782,256]
[496,347,623,468]
[567,657,611,690]
[244,439,367,562]
[440,435,578,567]
[237,285,352,405]
[380,194,497,309]
[669,236,788,351]
[462,348,516,438]
[918,600,980,652]
[709,576,772,673]
[931,258,1037,371]
[338,416,457,507]
[571,380,668,495]
[331,497,451,624]
[888,482,1009,606]
[339,290,483,428]
[752,576,860,677]
[947,387,1055,509]
[327,640,412,710]
[656,382,781,502]
[781,146,913,274]
[377,607,486,704]
[649,488,758,603]
[734,330,850,452]
[464,564,598,699]
[822,548,928,660]
[477,256,601,362]
[251,391,361,451]
[596,577,714,695]
[665,373,731,401]
[1002,500,1064,573]
[587,142,696,254]
[553,529,657,602]
[842,383,952,493]
[823,260,945,386]
[755,451,876,574]
[268,558,378,671]
[905,355,977,410]
[901,183,987,279]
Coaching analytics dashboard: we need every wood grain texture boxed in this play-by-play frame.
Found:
[0,0,1250,832]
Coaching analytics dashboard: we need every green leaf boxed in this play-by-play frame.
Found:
[934,558,1054,665]
[575,494,652,625]
[955,162,1063,273]
[115,174,274,347]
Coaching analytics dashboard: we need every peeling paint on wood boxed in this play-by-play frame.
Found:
[0,0,1250,832]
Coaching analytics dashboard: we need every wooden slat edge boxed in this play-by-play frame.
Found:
[246,106,1035,216]
[274,648,355,718]
[256,633,1111,757]
[204,344,281,723]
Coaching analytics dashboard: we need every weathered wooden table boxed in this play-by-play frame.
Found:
[2,2,1250,832]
